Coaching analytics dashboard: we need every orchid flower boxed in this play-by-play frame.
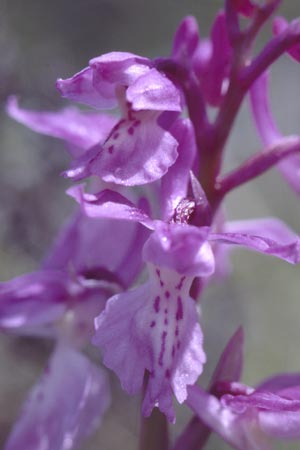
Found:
[4,0,300,448]
[186,329,300,450]
[67,118,300,423]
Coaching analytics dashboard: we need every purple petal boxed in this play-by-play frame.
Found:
[94,264,205,423]
[6,97,117,158]
[0,271,69,335]
[90,51,150,89]
[250,72,282,147]
[187,385,276,450]
[250,72,300,195]
[172,16,200,63]
[259,409,300,440]
[201,12,232,106]
[210,327,244,389]
[160,119,197,221]
[210,218,300,264]
[5,345,110,450]
[94,112,178,185]
[56,66,117,109]
[186,385,262,450]
[273,16,300,62]
[223,391,300,414]
[257,374,300,393]
[67,184,152,226]
[143,222,215,277]
[43,206,149,288]
[65,110,179,185]
[126,68,182,112]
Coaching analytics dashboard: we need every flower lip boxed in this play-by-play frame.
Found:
[143,222,215,277]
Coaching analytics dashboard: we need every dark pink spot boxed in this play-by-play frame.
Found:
[156,268,164,287]
[165,369,171,378]
[133,119,141,127]
[113,118,125,131]
[119,118,126,125]
[175,326,179,336]
[150,321,156,328]
[164,308,168,314]
[154,296,160,313]
[158,331,167,366]
[108,145,114,154]
[127,108,135,120]
[113,133,119,140]
[127,127,134,135]
[164,318,168,325]
[165,291,170,299]
[176,296,183,321]
[172,345,176,357]
[176,276,186,291]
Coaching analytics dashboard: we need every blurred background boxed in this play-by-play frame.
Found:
[1,1,300,448]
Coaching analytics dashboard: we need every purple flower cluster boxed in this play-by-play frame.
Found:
[3,0,300,449]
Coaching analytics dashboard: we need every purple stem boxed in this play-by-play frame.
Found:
[245,0,282,45]
[207,0,281,196]
[138,408,169,450]
[216,137,300,199]
[242,19,300,88]
[225,0,242,46]
[172,416,211,450]
[138,373,169,450]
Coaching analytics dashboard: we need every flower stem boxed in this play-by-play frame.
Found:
[216,136,300,200]
[172,416,211,450]
[138,408,169,450]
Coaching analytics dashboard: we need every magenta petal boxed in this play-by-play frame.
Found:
[4,345,110,450]
[250,72,300,195]
[223,391,300,415]
[187,385,252,450]
[259,409,300,440]
[6,97,117,158]
[0,271,68,335]
[43,207,148,288]
[94,265,205,423]
[257,374,300,393]
[273,16,300,62]
[250,72,282,147]
[172,16,200,63]
[65,111,179,185]
[143,222,215,277]
[91,112,179,185]
[56,66,117,109]
[210,218,300,264]
[93,284,152,396]
[90,51,150,88]
[126,68,182,112]
[201,12,232,106]
[67,184,152,226]
[187,385,272,450]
